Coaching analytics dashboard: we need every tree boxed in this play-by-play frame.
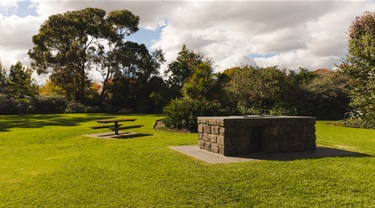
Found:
[163,47,222,131]
[92,10,164,101]
[340,11,375,121]
[28,8,163,104]
[0,62,38,114]
[300,73,350,119]
[289,67,318,86]
[226,66,293,114]
[29,8,106,101]
[7,61,38,97]
[181,62,215,99]
[39,79,65,96]
[0,62,7,94]
[165,45,207,97]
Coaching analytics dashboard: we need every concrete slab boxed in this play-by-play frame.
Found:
[170,145,370,164]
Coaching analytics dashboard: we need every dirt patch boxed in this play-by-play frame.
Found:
[153,119,191,133]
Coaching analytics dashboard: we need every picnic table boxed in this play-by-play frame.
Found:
[92,118,143,135]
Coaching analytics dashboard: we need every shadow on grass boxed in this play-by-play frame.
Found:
[234,147,372,161]
[86,132,152,140]
[170,146,373,164]
[0,114,116,132]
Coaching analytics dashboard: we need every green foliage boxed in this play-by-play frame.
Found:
[28,8,160,103]
[163,97,221,131]
[181,62,215,99]
[222,66,350,119]
[0,62,7,91]
[32,96,67,114]
[7,61,38,97]
[334,118,375,129]
[226,66,294,115]
[163,47,223,131]
[340,11,375,122]
[289,67,318,86]
[300,74,350,119]
[165,45,207,97]
[65,100,86,113]
[29,8,108,101]
[0,94,35,114]
[0,62,39,115]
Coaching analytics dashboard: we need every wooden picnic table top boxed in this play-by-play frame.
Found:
[96,118,136,123]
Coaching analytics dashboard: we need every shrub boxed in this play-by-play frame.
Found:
[163,97,221,132]
[33,96,67,114]
[65,101,86,113]
[84,105,103,113]
[334,118,375,129]
[0,94,34,115]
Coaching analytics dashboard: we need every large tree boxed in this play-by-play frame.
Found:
[340,11,375,121]
[28,8,163,103]
[165,45,207,98]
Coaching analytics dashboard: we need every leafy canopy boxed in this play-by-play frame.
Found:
[340,11,375,120]
[28,8,161,103]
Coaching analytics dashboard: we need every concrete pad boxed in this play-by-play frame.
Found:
[86,132,151,139]
[170,145,370,164]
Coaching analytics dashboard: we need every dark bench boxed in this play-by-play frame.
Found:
[91,124,123,129]
[109,125,144,131]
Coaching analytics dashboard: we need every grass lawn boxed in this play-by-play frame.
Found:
[1,114,375,207]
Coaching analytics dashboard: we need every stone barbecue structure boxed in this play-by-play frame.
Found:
[198,116,316,156]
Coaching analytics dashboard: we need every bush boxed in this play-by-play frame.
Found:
[84,105,103,113]
[65,101,86,113]
[334,118,375,129]
[163,97,221,132]
[0,94,34,115]
[33,96,67,114]
[300,75,350,119]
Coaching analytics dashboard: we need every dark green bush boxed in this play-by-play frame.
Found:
[65,101,86,113]
[163,97,221,132]
[334,118,375,129]
[84,105,103,113]
[0,94,34,114]
[33,96,67,114]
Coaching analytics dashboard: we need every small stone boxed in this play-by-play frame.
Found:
[211,143,219,153]
[204,125,211,134]
[208,134,217,143]
[211,126,220,135]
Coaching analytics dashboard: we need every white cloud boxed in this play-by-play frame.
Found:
[0,0,373,84]
[0,14,43,69]
[0,0,18,8]
[151,1,372,72]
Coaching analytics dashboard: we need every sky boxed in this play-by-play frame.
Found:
[0,0,374,84]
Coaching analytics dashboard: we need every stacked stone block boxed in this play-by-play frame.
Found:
[198,116,316,156]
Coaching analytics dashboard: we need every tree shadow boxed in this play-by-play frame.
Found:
[0,114,116,132]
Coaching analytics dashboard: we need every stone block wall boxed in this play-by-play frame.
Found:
[198,116,316,156]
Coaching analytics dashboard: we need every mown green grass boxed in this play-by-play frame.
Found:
[1,114,375,207]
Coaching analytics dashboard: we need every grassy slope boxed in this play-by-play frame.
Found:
[0,114,374,207]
